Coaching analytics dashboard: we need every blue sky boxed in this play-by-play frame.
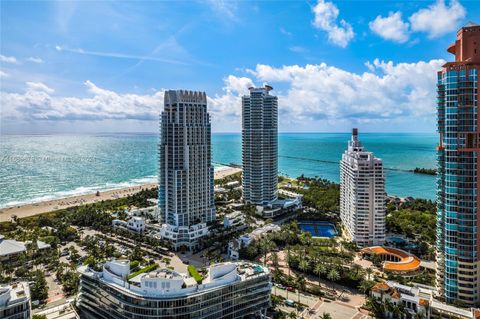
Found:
[1,0,479,134]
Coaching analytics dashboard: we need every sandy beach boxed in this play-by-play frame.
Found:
[0,166,242,223]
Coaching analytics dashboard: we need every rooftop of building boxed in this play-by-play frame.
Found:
[361,246,421,272]
[164,90,207,105]
[431,299,476,319]
[224,211,244,219]
[79,259,269,298]
[0,282,30,308]
[250,223,281,239]
[0,234,26,257]
[35,301,80,319]
[372,280,479,319]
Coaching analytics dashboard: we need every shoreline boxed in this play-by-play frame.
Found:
[0,166,242,223]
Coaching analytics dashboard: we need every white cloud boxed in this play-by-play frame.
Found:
[27,57,44,64]
[0,55,19,64]
[280,27,292,37]
[0,70,9,78]
[409,0,466,38]
[312,0,354,47]
[26,82,55,94]
[206,0,238,21]
[1,81,163,121]
[369,12,410,43]
[289,46,309,54]
[2,59,444,131]
[246,59,444,122]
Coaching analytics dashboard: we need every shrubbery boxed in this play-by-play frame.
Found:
[188,265,203,284]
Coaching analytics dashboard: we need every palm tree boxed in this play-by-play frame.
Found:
[314,263,327,287]
[271,252,280,268]
[349,264,363,280]
[358,280,374,295]
[327,268,340,282]
[298,258,310,274]
[295,275,306,305]
[384,299,395,315]
[414,312,426,319]
[393,302,406,319]
[321,313,332,319]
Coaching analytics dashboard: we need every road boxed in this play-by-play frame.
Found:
[272,287,367,319]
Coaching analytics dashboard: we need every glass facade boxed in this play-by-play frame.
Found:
[436,65,479,306]
[78,273,271,319]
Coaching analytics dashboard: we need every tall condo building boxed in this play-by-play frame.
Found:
[158,90,215,251]
[242,85,278,206]
[340,129,386,247]
[436,24,480,306]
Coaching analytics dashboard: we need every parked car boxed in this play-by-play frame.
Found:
[286,286,295,292]
[284,299,295,307]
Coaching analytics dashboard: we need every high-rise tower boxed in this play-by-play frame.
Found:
[340,129,386,247]
[436,24,480,306]
[158,90,215,251]
[242,85,278,206]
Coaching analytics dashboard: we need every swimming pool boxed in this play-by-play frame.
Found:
[298,221,337,238]
[387,236,406,244]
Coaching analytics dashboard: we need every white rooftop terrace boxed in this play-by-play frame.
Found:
[79,260,269,298]
[0,282,30,308]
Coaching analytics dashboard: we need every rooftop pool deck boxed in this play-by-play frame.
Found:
[298,221,338,238]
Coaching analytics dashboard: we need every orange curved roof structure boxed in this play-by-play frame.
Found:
[362,246,421,272]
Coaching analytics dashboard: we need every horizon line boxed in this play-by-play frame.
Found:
[1,131,438,136]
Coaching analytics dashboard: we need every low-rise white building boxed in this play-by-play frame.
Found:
[127,217,145,232]
[0,282,31,319]
[223,211,246,229]
[260,196,303,219]
[159,223,209,251]
[228,224,280,260]
[227,240,241,260]
[0,235,26,262]
[113,217,146,233]
[371,281,480,319]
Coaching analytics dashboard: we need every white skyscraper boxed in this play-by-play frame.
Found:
[158,90,215,251]
[340,128,385,247]
[242,85,278,206]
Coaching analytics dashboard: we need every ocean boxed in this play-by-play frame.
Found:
[0,133,437,207]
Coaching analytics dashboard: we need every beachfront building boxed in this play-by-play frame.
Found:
[340,128,386,247]
[370,281,480,319]
[0,235,26,262]
[436,24,480,306]
[77,259,272,319]
[242,85,278,206]
[0,282,31,319]
[158,90,215,251]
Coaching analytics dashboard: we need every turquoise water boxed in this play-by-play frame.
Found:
[0,133,437,207]
[298,221,338,238]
